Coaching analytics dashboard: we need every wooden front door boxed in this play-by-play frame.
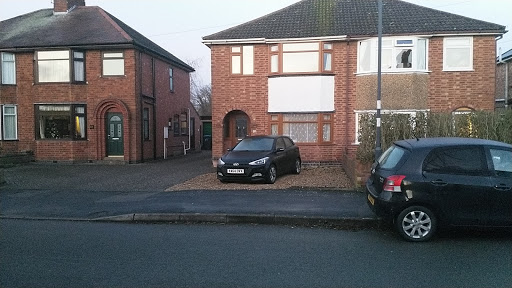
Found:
[107,113,124,156]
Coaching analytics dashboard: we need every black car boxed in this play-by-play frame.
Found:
[366,137,512,242]
[217,135,301,184]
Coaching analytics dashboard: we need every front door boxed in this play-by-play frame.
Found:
[107,113,124,156]
[223,111,250,150]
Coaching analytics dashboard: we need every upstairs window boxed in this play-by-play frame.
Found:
[169,67,174,91]
[72,51,85,82]
[102,52,125,76]
[443,37,473,71]
[37,51,70,83]
[231,46,254,75]
[36,50,85,83]
[357,37,428,73]
[270,42,332,74]
[1,52,16,85]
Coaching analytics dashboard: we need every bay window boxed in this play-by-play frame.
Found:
[270,113,332,143]
[35,104,86,140]
[1,52,16,85]
[357,37,428,73]
[270,42,332,74]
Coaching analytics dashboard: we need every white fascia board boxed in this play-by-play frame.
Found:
[202,38,266,45]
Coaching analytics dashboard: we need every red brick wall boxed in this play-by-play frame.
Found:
[428,36,496,112]
[0,48,193,163]
[210,42,359,164]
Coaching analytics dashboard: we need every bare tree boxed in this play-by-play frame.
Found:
[188,58,212,116]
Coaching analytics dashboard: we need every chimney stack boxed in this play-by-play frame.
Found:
[54,0,85,13]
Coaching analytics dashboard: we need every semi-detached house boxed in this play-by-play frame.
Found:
[0,0,200,163]
[203,0,507,183]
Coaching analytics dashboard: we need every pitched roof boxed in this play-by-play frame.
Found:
[203,0,506,41]
[0,6,194,72]
[498,48,512,62]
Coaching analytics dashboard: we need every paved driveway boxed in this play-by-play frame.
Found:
[2,152,214,192]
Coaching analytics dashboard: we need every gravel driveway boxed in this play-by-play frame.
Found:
[167,166,354,191]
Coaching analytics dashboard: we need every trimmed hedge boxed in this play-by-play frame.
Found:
[357,110,512,164]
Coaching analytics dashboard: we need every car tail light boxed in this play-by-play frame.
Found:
[383,175,406,192]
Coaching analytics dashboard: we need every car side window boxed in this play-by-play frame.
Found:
[423,146,486,175]
[490,148,512,177]
[283,137,294,148]
[276,137,286,150]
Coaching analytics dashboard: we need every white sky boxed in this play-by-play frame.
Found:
[1,0,511,85]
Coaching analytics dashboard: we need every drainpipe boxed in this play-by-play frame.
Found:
[183,108,191,155]
[498,48,509,109]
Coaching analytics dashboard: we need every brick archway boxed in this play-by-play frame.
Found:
[93,99,131,161]
[222,110,251,150]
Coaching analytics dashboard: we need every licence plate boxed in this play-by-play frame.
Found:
[367,194,375,206]
[227,169,244,174]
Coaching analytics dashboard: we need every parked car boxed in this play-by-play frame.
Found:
[366,137,512,242]
[217,135,301,184]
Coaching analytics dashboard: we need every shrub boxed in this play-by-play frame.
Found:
[357,110,512,164]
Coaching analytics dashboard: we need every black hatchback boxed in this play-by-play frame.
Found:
[366,137,512,242]
[217,135,301,184]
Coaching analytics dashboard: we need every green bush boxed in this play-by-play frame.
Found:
[357,110,512,164]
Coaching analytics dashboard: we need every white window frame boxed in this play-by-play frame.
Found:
[354,109,429,144]
[357,37,429,74]
[1,52,16,85]
[1,105,18,140]
[443,37,473,71]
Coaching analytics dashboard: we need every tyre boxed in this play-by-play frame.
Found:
[293,158,301,174]
[265,164,277,184]
[396,206,437,242]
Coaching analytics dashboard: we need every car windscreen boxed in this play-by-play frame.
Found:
[233,138,274,151]
[378,145,406,169]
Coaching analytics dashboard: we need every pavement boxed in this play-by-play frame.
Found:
[0,151,380,229]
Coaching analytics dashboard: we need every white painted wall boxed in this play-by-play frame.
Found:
[268,76,335,112]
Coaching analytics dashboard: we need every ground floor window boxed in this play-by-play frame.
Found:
[35,104,86,140]
[270,113,332,143]
[1,105,18,140]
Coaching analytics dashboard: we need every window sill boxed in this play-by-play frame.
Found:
[268,72,335,78]
[355,70,430,76]
[442,69,474,72]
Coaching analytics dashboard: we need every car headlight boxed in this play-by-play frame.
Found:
[249,157,269,166]
[218,158,225,166]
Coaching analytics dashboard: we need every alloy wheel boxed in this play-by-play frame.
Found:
[397,206,437,242]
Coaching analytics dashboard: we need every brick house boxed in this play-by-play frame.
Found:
[496,48,512,109]
[0,0,200,163]
[203,0,506,183]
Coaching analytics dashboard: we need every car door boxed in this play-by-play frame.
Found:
[274,137,288,174]
[283,137,298,172]
[422,146,493,226]
[487,147,512,226]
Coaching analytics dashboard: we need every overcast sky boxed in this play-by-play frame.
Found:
[1,0,511,85]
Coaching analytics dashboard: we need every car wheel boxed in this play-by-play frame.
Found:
[293,158,301,174]
[265,164,277,184]
[396,206,437,242]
